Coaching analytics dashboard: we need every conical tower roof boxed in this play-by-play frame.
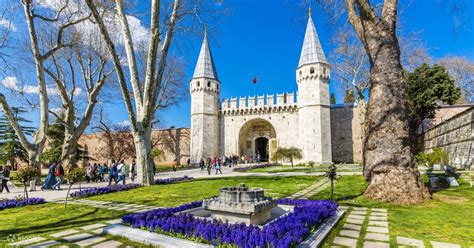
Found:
[298,10,327,68]
[193,32,218,80]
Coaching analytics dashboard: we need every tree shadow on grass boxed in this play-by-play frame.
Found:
[0,206,122,239]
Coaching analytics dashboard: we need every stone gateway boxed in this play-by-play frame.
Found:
[190,12,333,164]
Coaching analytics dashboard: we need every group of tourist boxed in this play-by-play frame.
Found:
[39,159,137,191]
[85,160,137,186]
[199,155,239,175]
[0,165,11,193]
[41,162,65,191]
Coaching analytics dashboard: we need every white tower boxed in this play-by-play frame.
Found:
[190,32,220,164]
[296,9,332,164]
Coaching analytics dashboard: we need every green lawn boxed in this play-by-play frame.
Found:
[0,203,146,247]
[314,176,474,247]
[89,176,321,207]
[243,164,362,173]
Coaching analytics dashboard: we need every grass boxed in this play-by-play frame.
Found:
[314,175,474,247]
[154,163,194,173]
[243,164,362,173]
[0,203,141,247]
[89,176,321,207]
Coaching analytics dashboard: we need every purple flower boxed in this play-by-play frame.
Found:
[233,164,278,172]
[155,176,194,185]
[123,198,338,248]
[70,183,141,198]
[0,197,45,210]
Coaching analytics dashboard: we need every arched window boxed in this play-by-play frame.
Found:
[284,93,288,104]
[197,81,200,87]
[310,67,315,74]
[299,71,302,77]
[323,68,326,75]
[207,81,211,87]
[216,84,219,90]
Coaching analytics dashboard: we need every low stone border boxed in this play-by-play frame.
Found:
[298,209,345,248]
[103,224,212,248]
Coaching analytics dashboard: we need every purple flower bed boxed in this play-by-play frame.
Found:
[233,163,278,172]
[0,197,45,211]
[155,176,194,185]
[122,198,337,247]
[70,183,141,198]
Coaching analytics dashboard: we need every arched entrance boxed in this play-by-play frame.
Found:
[255,137,269,162]
[238,119,276,162]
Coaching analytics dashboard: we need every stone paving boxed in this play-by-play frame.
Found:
[290,178,330,199]
[53,199,162,213]
[331,207,390,248]
[8,218,126,247]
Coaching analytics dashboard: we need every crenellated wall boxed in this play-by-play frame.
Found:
[220,92,298,115]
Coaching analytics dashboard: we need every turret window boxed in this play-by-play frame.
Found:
[310,67,315,74]
[207,81,211,87]
[323,68,326,75]
[217,84,219,90]
[197,81,200,87]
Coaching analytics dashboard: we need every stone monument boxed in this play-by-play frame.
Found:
[202,183,277,225]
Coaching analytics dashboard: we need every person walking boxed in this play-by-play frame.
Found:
[108,160,118,186]
[41,162,57,191]
[117,160,126,185]
[52,162,64,190]
[130,160,136,182]
[215,157,222,175]
[86,163,93,183]
[206,158,212,175]
[199,159,205,171]
[0,165,11,193]
[172,158,177,172]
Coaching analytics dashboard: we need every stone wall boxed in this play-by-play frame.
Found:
[78,128,191,166]
[422,107,473,169]
[330,104,364,163]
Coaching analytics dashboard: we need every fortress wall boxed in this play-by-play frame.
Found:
[221,92,298,111]
[78,128,191,166]
[330,104,364,163]
[422,107,473,169]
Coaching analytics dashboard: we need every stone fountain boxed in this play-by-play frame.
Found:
[201,183,277,225]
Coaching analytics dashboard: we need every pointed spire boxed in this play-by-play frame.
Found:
[298,9,327,68]
[193,31,218,80]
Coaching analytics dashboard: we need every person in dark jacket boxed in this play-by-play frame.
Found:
[0,165,10,193]
[108,160,118,186]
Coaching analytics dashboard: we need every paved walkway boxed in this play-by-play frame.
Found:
[1,164,361,202]
[290,178,330,199]
[9,219,126,248]
[53,199,162,213]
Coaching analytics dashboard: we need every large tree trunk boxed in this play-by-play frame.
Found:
[133,128,155,185]
[362,34,430,204]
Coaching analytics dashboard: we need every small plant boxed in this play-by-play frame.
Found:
[325,164,341,200]
[272,147,302,168]
[416,147,449,167]
[15,165,40,199]
[64,166,86,208]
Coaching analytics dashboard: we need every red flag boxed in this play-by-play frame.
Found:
[252,75,258,84]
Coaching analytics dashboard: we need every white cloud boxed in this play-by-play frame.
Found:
[117,120,130,127]
[1,76,82,97]
[37,0,150,51]
[0,17,16,31]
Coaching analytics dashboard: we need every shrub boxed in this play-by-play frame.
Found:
[15,165,41,199]
[416,147,449,166]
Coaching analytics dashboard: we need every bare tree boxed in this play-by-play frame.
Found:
[0,1,85,170]
[438,56,474,103]
[85,0,221,185]
[94,110,136,163]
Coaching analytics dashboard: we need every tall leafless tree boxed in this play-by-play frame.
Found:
[85,0,222,185]
[438,56,474,103]
[0,1,86,170]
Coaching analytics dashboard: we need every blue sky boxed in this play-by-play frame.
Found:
[154,0,474,129]
[1,0,473,131]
